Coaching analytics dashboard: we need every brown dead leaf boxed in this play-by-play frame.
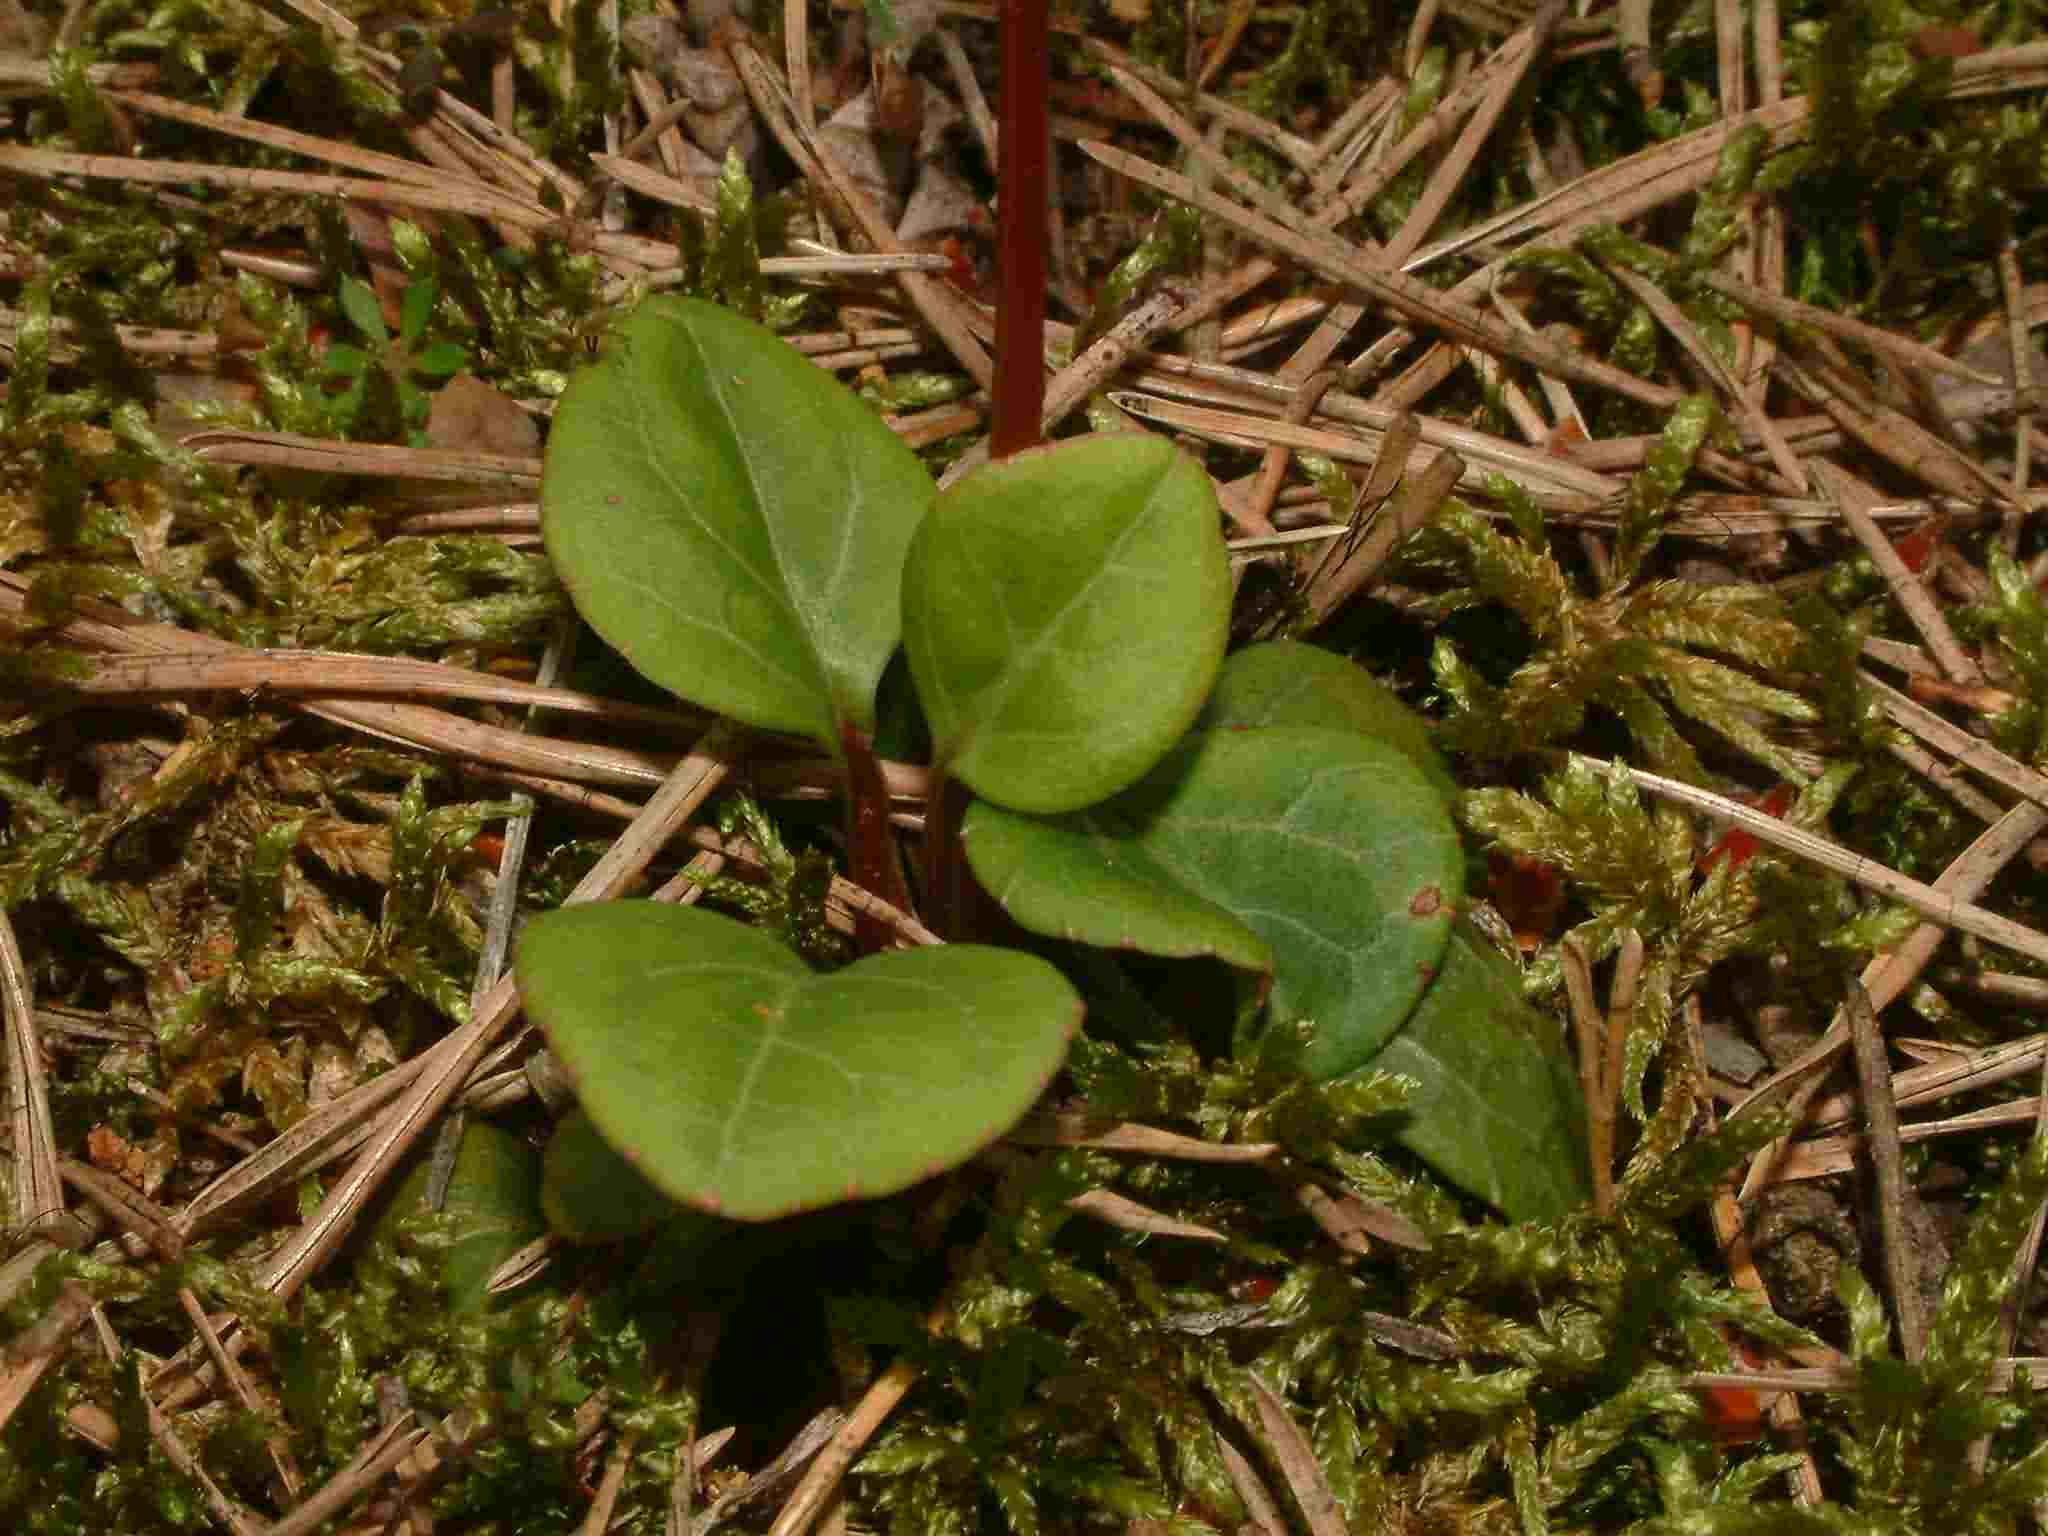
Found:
[1245,1374,1347,1536]
[213,289,270,354]
[136,1126,179,1199]
[425,372,542,458]
[302,817,394,885]
[1912,25,1983,59]
[243,1037,309,1133]
[308,1041,357,1110]
[86,1124,146,1188]
[370,266,409,334]
[0,0,49,52]
[872,51,923,141]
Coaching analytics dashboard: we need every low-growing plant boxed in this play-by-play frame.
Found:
[323,271,469,444]
[514,296,1590,1232]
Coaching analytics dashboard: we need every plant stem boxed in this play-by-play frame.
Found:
[919,769,979,942]
[910,0,1052,943]
[839,719,913,953]
[991,0,1050,459]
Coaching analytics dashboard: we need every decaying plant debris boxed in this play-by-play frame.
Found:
[3,0,2048,1530]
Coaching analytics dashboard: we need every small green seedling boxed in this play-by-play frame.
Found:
[520,296,1588,1228]
[371,1121,544,1315]
[325,273,469,442]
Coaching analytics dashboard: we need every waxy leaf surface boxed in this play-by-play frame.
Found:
[1198,640,1459,804]
[517,902,1080,1220]
[1367,925,1590,1223]
[541,297,932,743]
[964,727,1461,1079]
[903,434,1230,812]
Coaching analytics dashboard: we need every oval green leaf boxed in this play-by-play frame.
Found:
[516,902,1081,1220]
[543,1107,690,1244]
[903,434,1230,813]
[964,727,1462,1079]
[961,799,1274,974]
[541,296,934,743]
[1198,640,1458,804]
[378,1122,544,1313]
[1366,925,1590,1223]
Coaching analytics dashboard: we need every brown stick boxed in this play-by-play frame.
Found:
[1845,981,1929,1362]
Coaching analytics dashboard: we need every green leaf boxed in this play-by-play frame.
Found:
[338,275,387,344]
[378,1122,545,1313]
[1197,640,1457,804]
[412,340,469,378]
[863,0,901,43]
[398,273,437,349]
[903,434,1230,813]
[541,296,934,745]
[964,727,1462,1079]
[516,902,1080,1220]
[321,342,372,377]
[1365,925,1590,1223]
[545,1106,698,1245]
[960,799,1274,973]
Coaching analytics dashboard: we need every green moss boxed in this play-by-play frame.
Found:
[1420,489,1817,784]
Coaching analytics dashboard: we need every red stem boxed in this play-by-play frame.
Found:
[991,0,1050,460]
[919,770,981,942]
[915,2,1049,939]
[840,719,913,953]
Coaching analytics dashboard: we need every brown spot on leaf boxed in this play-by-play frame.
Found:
[1409,885,1443,917]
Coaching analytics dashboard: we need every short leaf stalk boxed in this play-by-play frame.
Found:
[840,719,914,952]
[918,768,979,942]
